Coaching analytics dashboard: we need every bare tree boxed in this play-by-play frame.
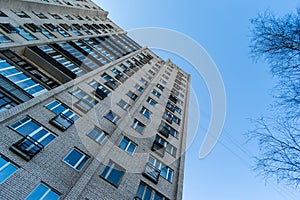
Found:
[249,9,300,186]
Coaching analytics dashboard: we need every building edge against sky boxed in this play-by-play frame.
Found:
[0,0,190,199]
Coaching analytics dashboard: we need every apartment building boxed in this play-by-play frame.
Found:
[0,0,190,199]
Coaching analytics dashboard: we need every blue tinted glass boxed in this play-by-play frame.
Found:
[144,187,152,200]
[64,149,83,167]
[0,158,17,183]
[25,184,48,200]
[107,167,123,186]
[44,190,60,200]
[136,183,145,198]
[160,167,167,179]
[101,165,110,177]
[118,138,128,150]
[154,193,164,200]
[76,156,88,170]
[127,143,136,154]
[16,120,40,136]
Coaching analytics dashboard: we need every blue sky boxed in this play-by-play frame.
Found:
[97,1,300,199]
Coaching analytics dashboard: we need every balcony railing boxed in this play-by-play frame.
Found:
[104,80,119,90]
[115,74,127,83]
[9,135,44,161]
[158,125,169,138]
[151,141,165,157]
[123,70,134,77]
[50,113,74,131]
[95,88,108,100]
[143,162,160,184]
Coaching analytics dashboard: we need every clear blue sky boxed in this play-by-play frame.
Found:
[96,1,300,199]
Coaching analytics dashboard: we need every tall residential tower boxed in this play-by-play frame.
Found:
[0,0,190,199]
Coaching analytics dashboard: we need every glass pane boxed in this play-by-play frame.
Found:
[127,143,136,154]
[76,155,88,171]
[107,167,123,186]
[118,138,128,150]
[144,187,152,200]
[16,120,40,136]
[136,183,145,198]
[52,104,66,115]
[154,193,164,200]
[64,149,83,167]
[44,190,60,200]
[0,158,17,183]
[25,184,49,200]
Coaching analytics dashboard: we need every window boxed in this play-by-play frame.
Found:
[147,97,157,107]
[12,10,30,18]
[140,107,151,119]
[132,119,145,134]
[45,100,79,131]
[152,89,161,98]
[0,23,17,33]
[40,25,56,39]
[148,156,173,182]
[49,13,62,19]
[64,14,74,20]
[166,143,177,157]
[139,78,148,85]
[0,92,17,113]
[156,83,164,91]
[69,88,98,112]
[25,183,60,200]
[87,128,107,144]
[0,11,7,17]
[166,101,182,115]
[118,137,137,155]
[87,80,110,100]
[100,161,125,187]
[0,32,12,43]
[117,99,130,110]
[127,91,138,101]
[9,116,56,160]
[63,148,89,171]
[159,121,178,138]
[0,156,18,184]
[39,45,84,76]
[15,26,37,40]
[105,110,120,124]
[135,84,144,92]
[160,79,167,85]
[32,11,48,19]
[136,182,169,200]
[57,43,98,71]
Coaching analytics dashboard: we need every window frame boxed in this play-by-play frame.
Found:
[100,161,125,187]
[118,137,137,155]
[87,128,107,144]
[132,119,146,134]
[63,148,89,171]
[25,183,60,200]
[0,155,18,184]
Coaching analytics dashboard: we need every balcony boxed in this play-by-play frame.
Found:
[9,135,44,161]
[169,95,178,104]
[163,114,173,124]
[95,88,108,100]
[143,162,160,184]
[151,141,165,157]
[158,125,169,138]
[115,74,127,83]
[50,113,74,131]
[104,80,119,90]
[123,70,134,77]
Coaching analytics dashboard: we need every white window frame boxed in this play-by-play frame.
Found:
[63,148,89,171]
